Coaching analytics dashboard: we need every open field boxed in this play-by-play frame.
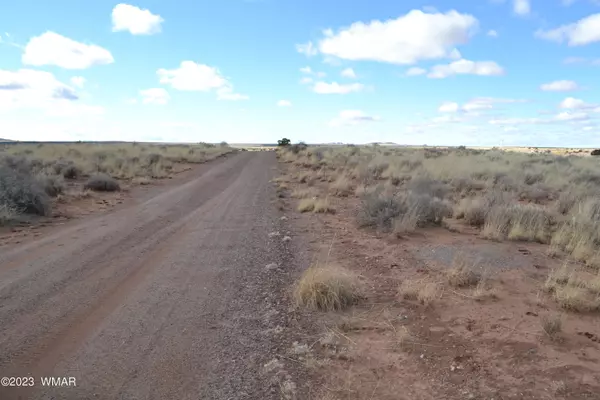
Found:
[0,142,234,228]
[276,144,600,399]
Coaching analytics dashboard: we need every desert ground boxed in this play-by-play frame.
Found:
[275,144,600,400]
[1,142,600,399]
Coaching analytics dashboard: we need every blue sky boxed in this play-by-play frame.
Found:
[1,0,599,145]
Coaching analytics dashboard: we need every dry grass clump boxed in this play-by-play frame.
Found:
[398,279,441,307]
[84,173,121,192]
[551,197,600,269]
[294,263,361,311]
[540,314,562,339]
[543,263,600,312]
[297,197,334,213]
[329,176,353,197]
[482,203,554,243]
[291,187,319,199]
[446,254,482,288]
[553,286,600,312]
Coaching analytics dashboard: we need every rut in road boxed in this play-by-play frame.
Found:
[0,152,298,400]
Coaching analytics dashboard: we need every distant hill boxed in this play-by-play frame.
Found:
[0,138,14,142]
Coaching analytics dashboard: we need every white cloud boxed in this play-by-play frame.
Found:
[341,68,357,78]
[427,59,505,78]
[300,66,325,77]
[555,111,589,121]
[312,81,365,94]
[112,4,163,35]
[0,69,102,116]
[70,76,86,88]
[540,80,579,91]
[299,77,313,85]
[460,97,526,113]
[296,41,318,57]
[329,110,379,127]
[536,13,600,46]
[22,32,114,69]
[405,67,427,76]
[314,10,478,65]
[140,88,170,105]
[513,0,531,16]
[158,61,247,100]
[277,100,292,107]
[487,29,498,37]
[438,102,459,112]
[559,97,596,109]
[158,61,226,91]
[216,87,249,101]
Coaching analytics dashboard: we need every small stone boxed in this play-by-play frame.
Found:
[282,236,292,242]
[280,216,288,221]
[268,231,281,238]
[265,263,279,271]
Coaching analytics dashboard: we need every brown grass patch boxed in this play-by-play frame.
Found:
[294,263,361,311]
[399,279,441,307]
[446,253,482,288]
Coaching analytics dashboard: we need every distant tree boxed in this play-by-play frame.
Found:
[219,141,229,147]
[278,138,291,146]
[591,149,600,156]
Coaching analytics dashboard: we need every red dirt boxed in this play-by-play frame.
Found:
[279,162,600,400]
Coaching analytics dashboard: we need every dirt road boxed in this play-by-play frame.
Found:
[0,152,297,400]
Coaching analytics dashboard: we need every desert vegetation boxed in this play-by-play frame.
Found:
[278,144,600,399]
[0,142,233,225]
[279,144,600,270]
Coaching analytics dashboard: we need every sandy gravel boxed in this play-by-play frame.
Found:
[0,152,298,400]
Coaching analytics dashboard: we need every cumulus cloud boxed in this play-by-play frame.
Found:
[536,13,600,46]
[329,110,379,127]
[0,69,102,116]
[158,61,248,100]
[22,32,114,69]
[487,30,499,37]
[299,77,313,85]
[559,97,596,109]
[313,10,478,65]
[70,76,86,88]
[300,66,326,78]
[540,80,579,91]
[513,0,531,16]
[112,4,163,35]
[438,102,459,112]
[341,68,357,78]
[312,81,365,94]
[140,88,170,105]
[427,59,505,78]
[277,100,292,107]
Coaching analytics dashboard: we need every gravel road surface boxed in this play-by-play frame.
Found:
[0,152,296,400]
